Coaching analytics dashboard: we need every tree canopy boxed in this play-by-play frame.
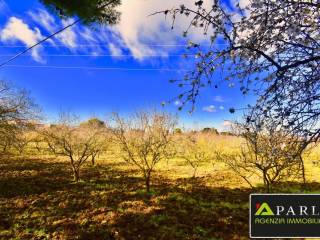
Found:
[80,118,106,128]
[40,0,121,25]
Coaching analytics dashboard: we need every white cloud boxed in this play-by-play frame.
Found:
[220,120,234,132]
[29,9,55,32]
[29,9,77,49]
[23,1,214,61]
[238,0,251,9]
[222,120,233,127]
[80,28,98,43]
[19,1,217,61]
[113,0,212,60]
[108,43,123,56]
[202,105,216,113]
[0,17,44,62]
[59,19,77,48]
[219,106,225,110]
[213,95,225,102]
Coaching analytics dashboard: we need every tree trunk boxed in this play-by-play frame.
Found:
[240,174,254,188]
[265,180,270,193]
[73,168,80,182]
[299,155,307,189]
[192,167,197,178]
[36,145,41,153]
[263,171,270,192]
[3,144,7,152]
[91,155,95,166]
[145,173,151,193]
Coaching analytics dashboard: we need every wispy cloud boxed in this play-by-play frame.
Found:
[29,9,55,32]
[202,105,216,113]
[59,19,77,48]
[219,106,225,110]
[108,43,123,56]
[29,9,77,49]
[3,0,215,62]
[213,95,225,103]
[0,17,45,62]
[0,0,10,15]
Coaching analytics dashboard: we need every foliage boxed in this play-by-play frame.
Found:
[174,128,183,134]
[80,117,105,129]
[202,127,219,135]
[40,0,121,25]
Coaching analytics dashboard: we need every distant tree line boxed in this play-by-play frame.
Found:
[174,127,235,136]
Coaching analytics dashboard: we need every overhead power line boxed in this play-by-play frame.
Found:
[0,20,81,68]
[0,0,118,68]
[4,64,190,72]
[0,43,228,48]
[0,54,197,58]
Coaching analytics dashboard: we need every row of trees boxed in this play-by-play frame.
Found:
[0,116,312,193]
[0,81,316,193]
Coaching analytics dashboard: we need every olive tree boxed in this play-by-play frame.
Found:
[110,111,177,192]
[42,114,104,182]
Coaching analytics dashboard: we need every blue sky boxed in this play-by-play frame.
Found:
[0,0,254,130]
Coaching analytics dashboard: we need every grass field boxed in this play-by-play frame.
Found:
[1,135,320,240]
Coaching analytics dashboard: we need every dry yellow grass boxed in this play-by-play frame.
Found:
[2,134,320,239]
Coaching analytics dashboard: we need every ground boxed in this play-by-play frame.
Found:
[0,155,320,240]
